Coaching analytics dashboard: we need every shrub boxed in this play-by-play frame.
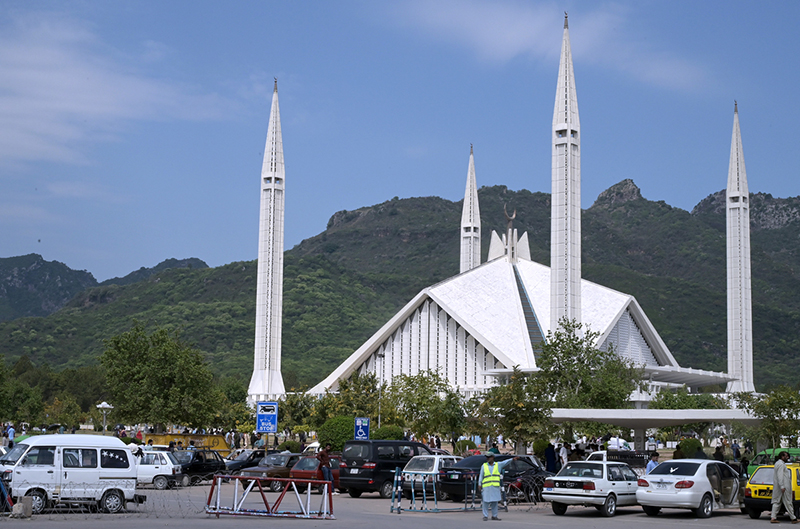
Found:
[680,438,703,457]
[372,425,404,440]
[278,440,301,453]
[318,416,354,451]
[454,439,477,455]
[532,439,549,459]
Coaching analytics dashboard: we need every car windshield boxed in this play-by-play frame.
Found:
[750,467,774,485]
[235,451,252,461]
[264,454,288,467]
[405,457,435,472]
[559,462,603,478]
[172,451,193,463]
[295,458,318,471]
[649,462,700,476]
[0,443,28,465]
[163,452,179,465]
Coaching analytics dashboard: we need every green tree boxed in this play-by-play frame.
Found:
[480,367,552,453]
[389,370,465,438]
[318,415,354,451]
[278,390,316,437]
[735,386,800,448]
[45,393,82,428]
[101,322,222,428]
[538,319,644,409]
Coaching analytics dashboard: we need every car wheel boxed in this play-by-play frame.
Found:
[601,494,617,517]
[26,489,48,515]
[270,480,284,492]
[379,480,393,499]
[180,475,190,488]
[348,489,363,498]
[642,505,661,516]
[694,493,713,518]
[747,508,761,519]
[153,476,169,490]
[552,501,568,515]
[100,489,125,514]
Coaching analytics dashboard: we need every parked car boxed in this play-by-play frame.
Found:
[542,460,639,517]
[224,449,266,473]
[0,434,145,514]
[747,449,800,477]
[743,463,800,519]
[340,440,433,498]
[172,449,226,485]
[439,454,551,503]
[401,455,461,500]
[238,453,303,492]
[636,459,745,518]
[289,456,345,493]
[137,450,183,490]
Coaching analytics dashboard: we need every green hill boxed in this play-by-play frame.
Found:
[2,181,800,390]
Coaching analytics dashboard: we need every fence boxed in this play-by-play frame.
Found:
[205,474,335,519]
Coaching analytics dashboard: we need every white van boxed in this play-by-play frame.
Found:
[0,434,145,514]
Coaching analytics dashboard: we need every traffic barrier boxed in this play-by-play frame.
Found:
[205,474,335,519]
[391,468,495,513]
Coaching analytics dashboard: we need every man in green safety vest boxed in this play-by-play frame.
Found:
[478,453,519,521]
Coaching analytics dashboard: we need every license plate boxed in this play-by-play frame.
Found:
[655,483,667,490]
[350,468,358,474]
[449,473,458,479]
[544,488,553,492]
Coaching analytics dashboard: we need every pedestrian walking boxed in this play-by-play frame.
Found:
[771,451,798,524]
[478,454,518,521]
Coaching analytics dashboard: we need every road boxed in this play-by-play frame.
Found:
[1,481,780,529]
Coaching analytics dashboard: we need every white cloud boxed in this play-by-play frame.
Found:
[390,0,707,91]
[0,12,237,166]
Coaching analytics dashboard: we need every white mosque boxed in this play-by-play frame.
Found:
[249,16,756,404]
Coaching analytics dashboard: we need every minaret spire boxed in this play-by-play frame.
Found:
[550,14,581,333]
[726,102,755,393]
[248,81,287,403]
[460,145,481,273]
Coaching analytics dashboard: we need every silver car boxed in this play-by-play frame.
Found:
[635,459,743,518]
[542,461,639,517]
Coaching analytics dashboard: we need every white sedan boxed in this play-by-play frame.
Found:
[635,459,743,518]
[542,460,639,517]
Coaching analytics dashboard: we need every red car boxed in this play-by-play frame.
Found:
[289,456,346,493]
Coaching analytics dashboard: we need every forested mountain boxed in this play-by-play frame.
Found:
[2,180,800,391]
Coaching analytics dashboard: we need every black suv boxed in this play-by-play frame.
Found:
[340,440,432,498]
[172,449,226,484]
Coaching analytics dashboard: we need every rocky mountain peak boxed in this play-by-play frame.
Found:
[591,179,643,209]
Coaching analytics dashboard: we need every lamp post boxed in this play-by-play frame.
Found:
[376,352,385,428]
[96,401,113,435]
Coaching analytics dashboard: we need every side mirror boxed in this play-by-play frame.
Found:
[20,456,28,466]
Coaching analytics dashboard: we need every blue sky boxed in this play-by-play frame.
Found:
[1,1,798,281]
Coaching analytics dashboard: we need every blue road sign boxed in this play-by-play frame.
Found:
[354,417,370,440]
[256,401,278,433]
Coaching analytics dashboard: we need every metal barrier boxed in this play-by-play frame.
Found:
[390,469,509,514]
[205,474,335,519]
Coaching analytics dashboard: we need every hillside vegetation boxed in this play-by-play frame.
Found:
[2,181,800,390]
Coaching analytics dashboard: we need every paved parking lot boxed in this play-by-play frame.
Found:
[1,482,782,529]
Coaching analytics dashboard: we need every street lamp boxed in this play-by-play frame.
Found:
[96,401,113,435]
[376,352,385,428]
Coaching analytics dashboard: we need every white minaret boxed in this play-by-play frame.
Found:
[248,79,286,403]
[460,144,481,273]
[550,13,581,333]
[726,102,755,393]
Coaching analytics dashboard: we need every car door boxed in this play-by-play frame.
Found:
[16,445,57,499]
[619,465,639,505]
[718,463,739,505]
[138,452,157,484]
[61,448,100,499]
[376,445,398,483]
[606,464,628,500]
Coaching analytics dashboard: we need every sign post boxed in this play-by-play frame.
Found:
[256,401,278,434]
[354,417,370,441]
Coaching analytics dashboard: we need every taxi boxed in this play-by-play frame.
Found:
[743,463,800,519]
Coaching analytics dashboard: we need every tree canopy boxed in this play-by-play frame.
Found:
[101,322,223,428]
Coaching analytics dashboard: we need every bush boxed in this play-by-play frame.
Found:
[454,439,477,455]
[278,440,301,453]
[372,425,404,440]
[680,438,703,457]
[318,416,354,451]
[532,439,549,459]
